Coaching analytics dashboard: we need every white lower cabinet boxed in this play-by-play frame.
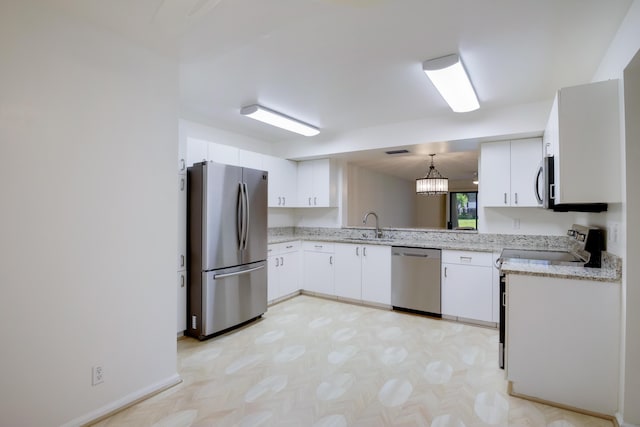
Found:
[334,243,391,305]
[302,241,335,296]
[267,241,301,303]
[507,274,620,415]
[441,250,494,323]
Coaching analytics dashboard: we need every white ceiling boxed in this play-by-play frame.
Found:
[52,0,632,182]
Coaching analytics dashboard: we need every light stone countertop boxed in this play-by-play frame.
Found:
[267,227,622,283]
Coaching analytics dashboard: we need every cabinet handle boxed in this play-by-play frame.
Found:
[363,247,367,257]
[308,197,312,206]
[504,193,507,205]
[283,196,286,205]
[276,257,280,267]
[180,158,186,171]
[314,197,317,205]
[180,178,185,191]
[444,267,447,278]
[280,256,284,266]
[314,245,323,249]
[285,245,293,249]
[329,255,333,265]
[180,274,185,288]
[180,254,185,267]
[278,196,282,206]
[356,247,359,256]
[460,256,472,263]
[514,193,518,205]
[502,293,506,307]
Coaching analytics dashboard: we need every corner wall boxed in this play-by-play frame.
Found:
[0,3,179,425]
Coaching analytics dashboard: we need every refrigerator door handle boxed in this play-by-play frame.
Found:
[213,264,265,279]
[237,182,244,249]
[242,182,250,250]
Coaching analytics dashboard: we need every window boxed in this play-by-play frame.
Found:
[449,191,477,230]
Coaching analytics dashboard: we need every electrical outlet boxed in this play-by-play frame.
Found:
[92,365,104,386]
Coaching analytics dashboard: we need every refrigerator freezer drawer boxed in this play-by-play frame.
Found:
[197,261,267,339]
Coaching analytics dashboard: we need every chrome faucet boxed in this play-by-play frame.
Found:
[362,211,382,238]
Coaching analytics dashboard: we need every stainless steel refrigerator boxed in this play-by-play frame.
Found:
[187,161,268,340]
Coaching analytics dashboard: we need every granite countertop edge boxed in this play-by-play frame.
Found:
[501,262,620,283]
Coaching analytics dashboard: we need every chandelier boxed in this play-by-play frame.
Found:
[416,154,449,195]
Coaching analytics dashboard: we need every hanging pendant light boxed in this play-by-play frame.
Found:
[416,154,449,195]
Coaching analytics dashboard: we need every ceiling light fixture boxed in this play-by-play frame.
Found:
[416,154,449,195]
[240,104,320,136]
[422,54,479,113]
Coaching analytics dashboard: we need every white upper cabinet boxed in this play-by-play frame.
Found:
[480,138,542,207]
[263,155,298,207]
[238,149,263,170]
[543,80,621,204]
[297,159,337,207]
[208,142,239,166]
[186,137,208,167]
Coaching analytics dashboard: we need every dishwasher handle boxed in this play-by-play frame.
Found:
[393,252,429,258]
[391,247,441,259]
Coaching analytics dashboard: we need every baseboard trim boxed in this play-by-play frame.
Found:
[508,382,618,426]
[60,373,182,427]
[616,412,640,427]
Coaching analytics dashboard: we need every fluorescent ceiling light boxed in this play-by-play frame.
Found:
[240,104,320,136]
[422,54,479,113]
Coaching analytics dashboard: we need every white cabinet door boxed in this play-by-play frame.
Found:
[177,271,186,333]
[510,138,542,207]
[480,139,541,207]
[334,243,362,300]
[312,159,332,207]
[267,251,279,303]
[303,251,334,295]
[551,80,620,204]
[507,275,620,415]
[361,245,391,305]
[208,142,239,166]
[297,160,314,207]
[480,141,511,206]
[296,159,336,207]
[442,263,493,322]
[279,249,300,297]
[186,137,208,167]
[239,149,263,170]
[263,155,298,207]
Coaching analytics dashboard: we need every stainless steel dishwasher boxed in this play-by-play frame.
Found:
[391,246,441,316]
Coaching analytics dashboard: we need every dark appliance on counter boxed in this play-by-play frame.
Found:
[534,156,608,213]
[496,224,606,368]
[187,161,268,340]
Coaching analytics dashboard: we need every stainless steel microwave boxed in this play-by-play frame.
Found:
[534,156,607,213]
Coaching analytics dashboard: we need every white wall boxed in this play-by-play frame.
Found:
[346,164,414,228]
[590,1,640,424]
[414,194,446,228]
[0,3,179,426]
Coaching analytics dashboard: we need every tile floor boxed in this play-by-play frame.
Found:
[94,295,613,427]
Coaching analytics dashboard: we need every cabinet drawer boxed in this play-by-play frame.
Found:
[442,250,493,266]
[268,241,300,255]
[302,241,334,253]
